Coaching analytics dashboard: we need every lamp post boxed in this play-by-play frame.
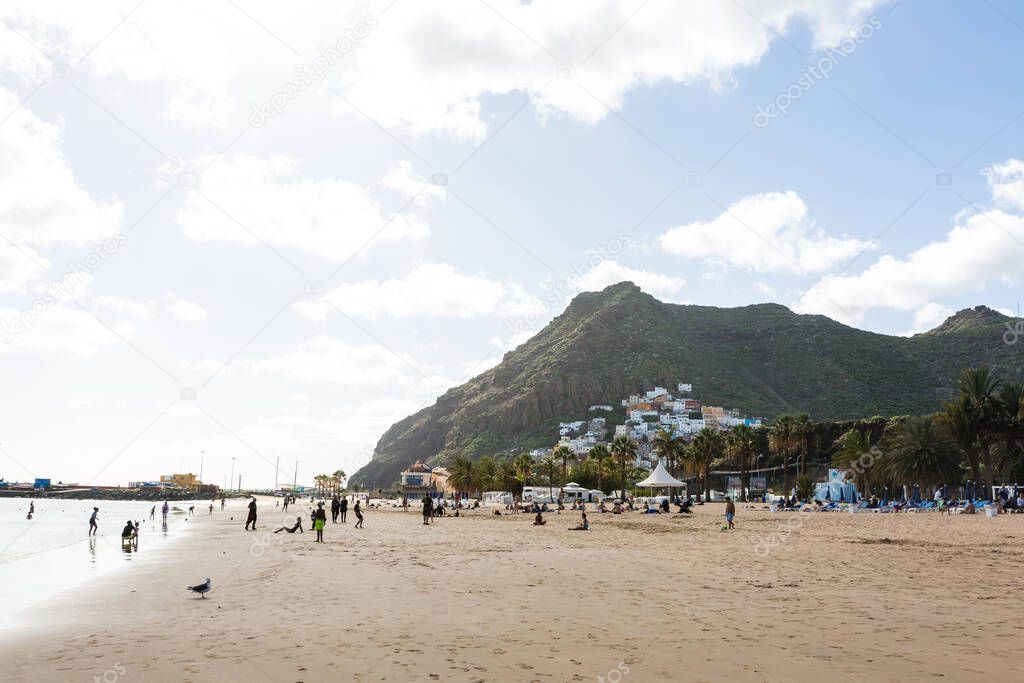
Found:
[230,458,236,493]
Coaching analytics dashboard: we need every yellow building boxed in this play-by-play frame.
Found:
[160,473,201,489]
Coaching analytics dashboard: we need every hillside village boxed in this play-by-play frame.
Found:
[542,382,763,468]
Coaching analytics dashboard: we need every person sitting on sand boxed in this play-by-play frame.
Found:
[676,498,693,514]
[612,502,622,514]
[274,517,304,534]
[598,501,608,513]
[533,512,546,526]
[660,498,670,513]
[493,509,501,515]
[963,501,976,514]
[569,511,589,531]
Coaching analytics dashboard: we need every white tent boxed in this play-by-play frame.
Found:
[635,460,686,488]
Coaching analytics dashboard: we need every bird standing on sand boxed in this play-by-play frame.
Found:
[186,578,212,598]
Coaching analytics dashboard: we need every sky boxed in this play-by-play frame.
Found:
[1,0,1023,489]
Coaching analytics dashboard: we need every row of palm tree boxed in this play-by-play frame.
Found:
[825,367,1024,496]
[312,470,346,497]
[444,365,1023,503]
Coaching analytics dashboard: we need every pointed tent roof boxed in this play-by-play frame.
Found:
[635,460,686,488]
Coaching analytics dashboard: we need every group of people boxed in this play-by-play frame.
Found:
[259,494,365,541]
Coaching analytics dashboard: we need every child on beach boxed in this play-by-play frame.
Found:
[354,500,364,529]
[569,511,589,531]
[314,503,326,542]
[88,507,99,536]
[533,512,546,526]
[725,497,736,530]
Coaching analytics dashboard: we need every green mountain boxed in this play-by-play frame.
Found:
[350,283,1024,489]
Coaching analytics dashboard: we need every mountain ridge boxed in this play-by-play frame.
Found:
[350,282,1023,488]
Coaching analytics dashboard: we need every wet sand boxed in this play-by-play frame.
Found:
[2,498,1022,682]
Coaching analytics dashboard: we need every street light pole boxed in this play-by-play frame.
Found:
[230,457,236,493]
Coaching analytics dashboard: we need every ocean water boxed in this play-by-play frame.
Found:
[0,497,205,627]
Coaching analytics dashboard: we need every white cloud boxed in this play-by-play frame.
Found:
[294,262,538,320]
[0,243,49,293]
[572,260,686,301]
[2,1,884,138]
[986,158,1024,211]
[0,85,124,250]
[659,191,871,274]
[0,304,122,355]
[91,293,207,322]
[335,0,886,140]
[795,161,1024,324]
[900,302,953,336]
[176,155,430,261]
[164,294,207,322]
[245,335,451,392]
[380,160,446,206]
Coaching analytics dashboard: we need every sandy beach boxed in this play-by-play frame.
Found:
[2,497,1022,682]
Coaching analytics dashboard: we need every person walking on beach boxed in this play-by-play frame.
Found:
[422,495,433,525]
[188,505,194,517]
[150,506,155,520]
[88,507,99,536]
[725,497,736,530]
[161,501,169,521]
[402,496,409,512]
[339,496,348,523]
[354,499,364,529]
[221,496,226,511]
[313,502,326,542]
[245,497,258,530]
[208,503,213,514]
[331,495,340,523]
[282,496,289,512]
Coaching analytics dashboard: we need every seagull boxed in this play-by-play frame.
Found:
[186,578,211,598]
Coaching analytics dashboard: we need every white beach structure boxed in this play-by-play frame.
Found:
[635,460,688,499]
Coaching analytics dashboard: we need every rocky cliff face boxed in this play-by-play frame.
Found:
[350,282,1024,489]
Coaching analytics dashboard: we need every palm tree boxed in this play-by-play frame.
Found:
[957,366,1001,492]
[512,453,535,492]
[610,435,637,501]
[539,455,559,500]
[882,415,961,493]
[691,428,724,502]
[769,415,795,493]
[940,396,981,486]
[333,469,346,496]
[726,424,757,502]
[588,444,612,493]
[831,428,875,495]
[475,455,499,494]
[552,445,573,490]
[791,413,812,475]
[498,459,518,493]
[995,382,1024,484]
[651,429,683,475]
[446,455,476,496]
